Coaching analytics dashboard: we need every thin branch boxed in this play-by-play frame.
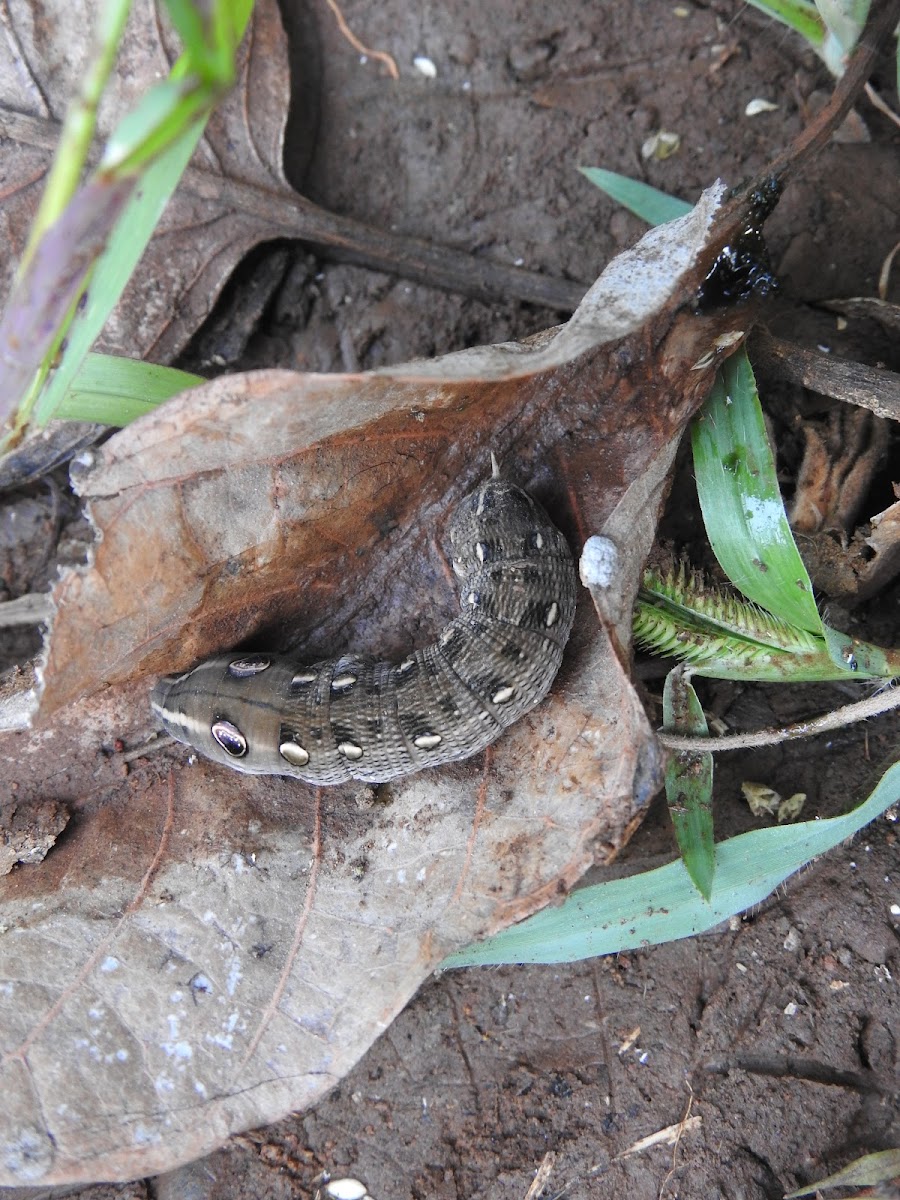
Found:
[750,331,900,423]
[657,684,900,752]
[0,592,53,627]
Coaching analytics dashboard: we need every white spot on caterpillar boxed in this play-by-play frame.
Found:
[279,741,310,767]
[414,733,442,750]
[397,657,415,674]
[291,670,317,686]
[228,656,270,677]
[338,741,364,761]
[492,686,515,704]
[545,601,559,627]
[331,672,358,691]
[476,542,487,563]
[533,531,544,550]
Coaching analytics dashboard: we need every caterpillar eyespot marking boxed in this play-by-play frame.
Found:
[151,473,577,786]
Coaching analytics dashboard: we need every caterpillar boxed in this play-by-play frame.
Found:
[150,468,577,786]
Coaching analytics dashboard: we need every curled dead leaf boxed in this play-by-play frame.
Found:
[0,182,765,1184]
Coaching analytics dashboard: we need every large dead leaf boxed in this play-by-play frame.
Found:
[0,183,761,1185]
[40,185,735,713]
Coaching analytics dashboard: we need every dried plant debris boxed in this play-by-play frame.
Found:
[789,407,891,538]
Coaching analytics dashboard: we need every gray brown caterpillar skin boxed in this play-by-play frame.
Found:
[151,475,577,786]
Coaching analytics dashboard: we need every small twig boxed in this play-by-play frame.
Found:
[657,684,900,752]
[322,0,399,79]
[615,1114,702,1159]
[0,593,53,627]
[523,1151,556,1200]
[749,331,900,423]
[122,733,176,762]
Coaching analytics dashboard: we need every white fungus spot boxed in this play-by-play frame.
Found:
[579,536,619,589]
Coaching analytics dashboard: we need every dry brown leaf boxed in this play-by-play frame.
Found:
[39,185,736,714]
[0,184,764,1185]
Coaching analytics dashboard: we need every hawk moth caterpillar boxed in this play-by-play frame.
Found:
[151,469,577,786]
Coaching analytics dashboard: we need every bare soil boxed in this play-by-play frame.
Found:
[1,0,898,1197]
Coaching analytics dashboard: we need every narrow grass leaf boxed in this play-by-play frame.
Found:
[0,178,134,435]
[815,0,869,56]
[441,762,900,967]
[823,625,900,679]
[579,168,692,226]
[691,351,825,636]
[34,123,204,426]
[53,354,202,425]
[100,78,208,173]
[663,668,715,898]
[32,0,254,427]
[744,0,825,45]
[21,0,134,269]
[784,1148,900,1197]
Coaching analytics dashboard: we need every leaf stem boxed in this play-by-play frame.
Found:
[19,0,133,273]
[656,685,900,751]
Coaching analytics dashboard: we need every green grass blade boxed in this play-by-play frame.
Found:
[815,0,869,56]
[691,351,825,637]
[579,168,693,226]
[823,625,900,679]
[785,1149,900,1197]
[30,0,255,427]
[0,176,135,439]
[100,78,211,174]
[663,669,715,899]
[166,0,254,79]
[744,0,826,45]
[33,123,204,427]
[53,353,202,424]
[634,576,893,682]
[441,761,900,967]
[21,0,134,270]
